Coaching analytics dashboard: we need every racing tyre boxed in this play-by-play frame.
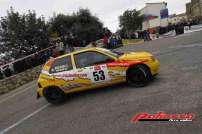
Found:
[126,65,151,87]
[43,87,65,105]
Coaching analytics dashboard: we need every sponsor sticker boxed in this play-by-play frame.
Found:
[131,112,195,123]
[94,65,101,71]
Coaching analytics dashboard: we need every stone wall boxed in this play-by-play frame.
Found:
[0,65,42,95]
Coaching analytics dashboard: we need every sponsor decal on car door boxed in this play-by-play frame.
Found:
[76,64,110,85]
[89,64,110,83]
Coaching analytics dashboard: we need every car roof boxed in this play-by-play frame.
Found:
[56,47,103,59]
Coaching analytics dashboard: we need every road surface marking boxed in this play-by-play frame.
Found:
[169,43,202,49]
[152,51,161,55]
[181,65,199,71]
[0,86,33,104]
[0,103,50,134]
[175,28,202,38]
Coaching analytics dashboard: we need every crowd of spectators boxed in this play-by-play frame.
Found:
[0,46,55,79]
[119,30,152,41]
[0,33,81,80]
[103,34,123,49]
[136,31,151,41]
[159,20,200,35]
[0,32,79,80]
[121,20,202,41]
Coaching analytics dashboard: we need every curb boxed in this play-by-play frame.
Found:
[123,39,144,46]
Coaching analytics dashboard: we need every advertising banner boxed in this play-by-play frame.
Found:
[160,8,169,19]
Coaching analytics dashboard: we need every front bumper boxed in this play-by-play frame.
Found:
[36,88,43,99]
[37,92,41,99]
[146,59,160,76]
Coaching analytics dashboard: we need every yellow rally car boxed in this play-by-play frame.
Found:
[37,48,159,104]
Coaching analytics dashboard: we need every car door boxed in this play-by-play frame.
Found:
[49,55,77,90]
[73,51,115,87]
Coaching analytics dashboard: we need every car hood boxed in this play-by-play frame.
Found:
[118,51,152,61]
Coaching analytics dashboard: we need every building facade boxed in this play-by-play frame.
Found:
[186,0,202,18]
[140,2,169,30]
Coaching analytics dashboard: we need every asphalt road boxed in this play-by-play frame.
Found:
[0,31,202,134]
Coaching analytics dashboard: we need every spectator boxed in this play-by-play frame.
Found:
[146,30,151,41]
[109,35,118,49]
[3,65,12,77]
[0,68,4,79]
[143,31,147,41]
[116,35,123,46]
[64,34,74,53]
[92,42,97,47]
[187,21,192,30]
[108,36,113,49]
[51,40,61,56]
[58,41,65,55]
[103,34,109,48]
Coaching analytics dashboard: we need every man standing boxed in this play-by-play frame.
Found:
[103,34,109,48]
[59,41,64,55]
[56,39,64,55]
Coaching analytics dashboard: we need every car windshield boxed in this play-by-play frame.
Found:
[98,48,123,58]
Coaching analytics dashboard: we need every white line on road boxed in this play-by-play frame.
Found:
[169,43,202,49]
[174,28,202,38]
[0,103,50,134]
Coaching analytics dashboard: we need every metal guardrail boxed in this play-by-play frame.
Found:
[0,45,56,80]
[0,45,56,69]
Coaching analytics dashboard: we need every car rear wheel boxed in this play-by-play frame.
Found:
[126,65,151,87]
[43,87,65,105]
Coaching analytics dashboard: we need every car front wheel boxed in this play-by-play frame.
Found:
[43,87,65,105]
[126,65,151,87]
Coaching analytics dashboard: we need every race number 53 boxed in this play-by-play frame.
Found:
[93,70,105,81]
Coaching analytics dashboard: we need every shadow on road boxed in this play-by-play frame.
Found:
[54,78,161,106]
[64,83,129,103]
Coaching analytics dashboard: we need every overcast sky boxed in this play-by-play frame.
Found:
[0,0,190,32]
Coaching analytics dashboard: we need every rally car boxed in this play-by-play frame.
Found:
[37,48,159,104]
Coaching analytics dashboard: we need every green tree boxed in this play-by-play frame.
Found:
[0,7,49,57]
[73,9,104,43]
[49,14,75,36]
[119,9,144,33]
[49,8,104,46]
